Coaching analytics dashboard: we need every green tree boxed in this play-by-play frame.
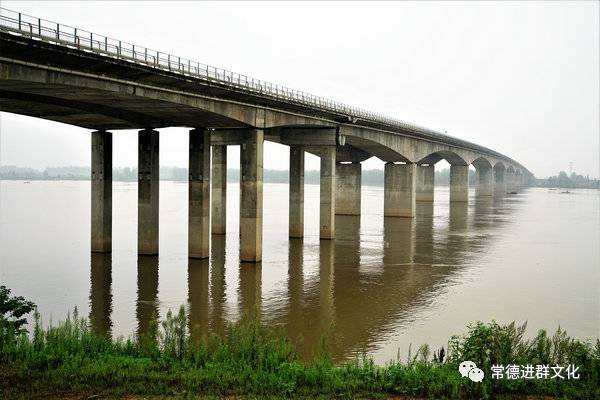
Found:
[0,286,36,335]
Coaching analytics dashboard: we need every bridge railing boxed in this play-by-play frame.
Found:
[0,7,525,168]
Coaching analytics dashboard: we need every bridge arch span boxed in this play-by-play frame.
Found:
[471,156,493,170]
[416,150,468,166]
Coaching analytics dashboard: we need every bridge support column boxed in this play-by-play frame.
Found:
[138,129,159,255]
[384,162,416,217]
[506,171,516,193]
[335,162,361,215]
[475,166,494,197]
[189,128,211,259]
[211,145,227,235]
[516,174,523,191]
[449,165,469,202]
[240,129,263,262]
[289,145,304,238]
[91,130,112,253]
[494,168,506,195]
[416,164,434,202]
[320,146,336,239]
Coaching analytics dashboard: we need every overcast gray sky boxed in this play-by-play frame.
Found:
[0,1,598,178]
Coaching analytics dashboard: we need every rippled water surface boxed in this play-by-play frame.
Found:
[0,181,598,363]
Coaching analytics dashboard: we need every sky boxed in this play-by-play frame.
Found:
[0,1,598,178]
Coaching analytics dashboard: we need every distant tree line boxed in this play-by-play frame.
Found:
[1,165,478,187]
[536,171,599,189]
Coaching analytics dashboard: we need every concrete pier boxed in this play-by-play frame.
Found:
[289,145,304,238]
[188,128,211,259]
[211,145,227,235]
[475,166,494,197]
[384,162,416,217]
[240,129,264,262]
[138,129,159,255]
[320,146,336,239]
[335,162,361,215]
[91,130,112,253]
[415,164,434,202]
[494,167,506,195]
[449,165,469,202]
[515,173,523,190]
[506,171,516,193]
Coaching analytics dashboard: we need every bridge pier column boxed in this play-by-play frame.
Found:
[506,171,516,193]
[189,128,211,259]
[494,168,506,195]
[289,145,304,238]
[138,129,159,255]
[91,130,112,253]
[384,162,416,217]
[320,146,336,239]
[211,145,227,235]
[240,129,264,262]
[475,166,494,197]
[416,164,434,202]
[335,162,361,215]
[516,174,523,190]
[449,165,469,202]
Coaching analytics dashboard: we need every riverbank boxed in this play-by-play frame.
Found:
[1,306,598,399]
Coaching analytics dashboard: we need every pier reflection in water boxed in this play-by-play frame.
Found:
[55,182,597,364]
[136,256,159,338]
[89,253,112,337]
[88,196,514,362]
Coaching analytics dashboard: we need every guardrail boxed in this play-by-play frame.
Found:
[0,7,527,170]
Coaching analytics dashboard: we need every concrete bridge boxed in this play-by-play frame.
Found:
[0,9,533,262]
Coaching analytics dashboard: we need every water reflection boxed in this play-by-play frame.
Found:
[209,235,227,332]
[115,191,514,361]
[318,237,335,338]
[188,258,209,342]
[89,253,112,337]
[414,201,434,265]
[6,182,595,365]
[383,216,415,265]
[137,256,159,337]
[286,238,305,346]
[446,202,470,265]
[239,261,262,320]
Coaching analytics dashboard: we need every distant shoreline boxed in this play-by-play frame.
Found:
[1,166,598,189]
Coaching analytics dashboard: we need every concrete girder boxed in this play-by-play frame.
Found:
[338,125,519,172]
[335,145,371,163]
[0,61,336,130]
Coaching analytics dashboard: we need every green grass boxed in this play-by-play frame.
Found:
[1,306,599,399]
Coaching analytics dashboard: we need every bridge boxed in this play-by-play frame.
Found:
[0,9,533,262]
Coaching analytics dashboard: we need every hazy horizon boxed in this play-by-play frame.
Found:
[0,162,594,180]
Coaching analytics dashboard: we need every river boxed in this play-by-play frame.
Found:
[0,180,598,363]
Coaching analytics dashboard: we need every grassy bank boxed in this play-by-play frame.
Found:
[1,306,599,399]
